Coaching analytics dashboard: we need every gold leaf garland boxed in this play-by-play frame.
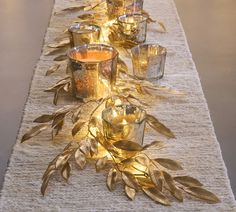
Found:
[20,0,221,207]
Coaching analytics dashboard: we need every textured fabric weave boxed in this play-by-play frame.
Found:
[0,0,236,211]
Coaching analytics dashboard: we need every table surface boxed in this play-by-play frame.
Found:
[0,0,235,198]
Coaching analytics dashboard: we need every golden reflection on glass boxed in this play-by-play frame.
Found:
[117,14,148,43]
[102,105,146,145]
[68,23,101,47]
[67,44,118,99]
[106,0,143,20]
[131,43,167,80]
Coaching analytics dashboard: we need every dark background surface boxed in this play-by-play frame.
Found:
[0,0,235,197]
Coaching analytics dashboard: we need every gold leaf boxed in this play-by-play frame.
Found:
[154,158,183,171]
[174,176,203,187]
[72,121,86,137]
[53,120,64,136]
[52,113,66,128]
[46,64,61,76]
[142,10,156,23]
[90,139,98,155]
[54,54,67,61]
[54,6,86,15]
[75,149,86,169]
[107,168,117,191]
[63,83,70,92]
[184,187,220,204]
[117,58,128,74]
[41,175,50,196]
[105,98,115,108]
[148,165,163,191]
[61,162,71,181]
[135,85,145,95]
[158,21,167,33]
[53,87,60,105]
[146,114,175,138]
[122,171,139,191]
[48,38,70,48]
[125,185,136,200]
[89,116,99,128]
[21,124,49,143]
[162,171,183,202]
[34,114,54,123]
[63,141,78,152]
[44,48,65,56]
[55,105,76,115]
[44,77,71,92]
[142,187,171,206]
[55,153,71,169]
[42,164,55,181]
[113,140,143,152]
[80,140,91,156]
[142,141,164,150]
[72,109,81,123]
[78,13,94,20]
[136,177,154,188]
[95,156,108,172]
[135,155,149,166]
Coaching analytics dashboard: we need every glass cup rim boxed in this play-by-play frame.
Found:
[131,43,167,55]
[117,13,148,24]
[68,23,101,34]
[102,104,147,125]
[67,44,119,64]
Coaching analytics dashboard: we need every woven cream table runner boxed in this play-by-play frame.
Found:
[1,0,236,211]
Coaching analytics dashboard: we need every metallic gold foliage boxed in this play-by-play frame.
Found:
[61,162,71,181]
[183,187,220,204]
[162,171,183,202]
[75,149,86,169]
[142,140,164,150]
[54,54,67,61]
[113,140,143,152]
[34,114,54,123]
[96,156,108,172]
[122,171,139,191]
[142,187,171,206]
[146,114,175,139]
[45,64,61,76]
[125,185,136,200]
[21,0,220,206]
[54,6,86,15]
[48,38,70,48]
[21,124,49,143]
[148,165,163,190]
[107,168,117,191]
[174,176,203,187]
[72,121,86,137]
[154,158,183,171]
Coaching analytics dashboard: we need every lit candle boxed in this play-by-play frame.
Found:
[102,105,146,145]
[117,14,148,43]
[68,23,101,47]
[131,43,167,80]
[106,0,144,20]
[67,44,118,99]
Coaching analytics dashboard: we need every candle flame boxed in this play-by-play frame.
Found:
[112,109,118,117]
[122,119,128,125]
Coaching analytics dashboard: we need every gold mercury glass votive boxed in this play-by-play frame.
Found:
[102,105,146,145]
[131,43,167,80]
[67,44,118,99]
[106,0,144,20]
[68,23,101,47]
[117,13,148,43]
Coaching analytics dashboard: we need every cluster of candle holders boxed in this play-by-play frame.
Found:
[66,0,167,146]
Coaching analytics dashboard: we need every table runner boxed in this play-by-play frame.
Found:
[1,0,236,211]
